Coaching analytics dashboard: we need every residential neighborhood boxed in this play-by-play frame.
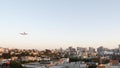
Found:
[0,45,120,68]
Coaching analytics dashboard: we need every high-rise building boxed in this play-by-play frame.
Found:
[89,47,95,53]
[97,46,104,55]
[119,44,120,52]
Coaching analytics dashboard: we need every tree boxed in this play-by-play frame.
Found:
[2,53,11,59]
[10,61,24,68]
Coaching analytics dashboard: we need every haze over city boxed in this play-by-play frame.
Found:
[0,0,120,50]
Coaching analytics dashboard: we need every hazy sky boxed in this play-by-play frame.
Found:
[0,0,120,50]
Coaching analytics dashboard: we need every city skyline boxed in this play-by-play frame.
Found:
[0,0,120,49]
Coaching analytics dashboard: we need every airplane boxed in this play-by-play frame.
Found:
[20,32,28,35]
